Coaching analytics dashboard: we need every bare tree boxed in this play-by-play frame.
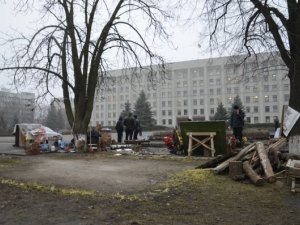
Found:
[197,0,300,149]
[0,0,170,135]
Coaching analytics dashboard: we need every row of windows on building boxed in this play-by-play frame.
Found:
[95,94,289,114]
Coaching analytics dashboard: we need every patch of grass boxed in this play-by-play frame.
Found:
[0,158,20,169]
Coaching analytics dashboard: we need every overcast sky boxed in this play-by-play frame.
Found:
[0,1,208,97]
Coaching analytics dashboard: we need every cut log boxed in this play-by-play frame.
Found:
[243,161,264,186]
[256,142,276,183]
[213,143,256,174]
[229,161,243,180]
[251,138,286,168]
[195,152,235,169]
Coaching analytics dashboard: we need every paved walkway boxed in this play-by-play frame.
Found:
[0,137,26,155]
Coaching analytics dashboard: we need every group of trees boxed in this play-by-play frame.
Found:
[121,90,154,128]
[45,105,70,131]
[0,1,299,146]
[214,95,244,121]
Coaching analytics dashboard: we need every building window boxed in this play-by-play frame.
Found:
[193,99,197,105]
[177,110,181,116]
[200,99,204,105]
[272,95,278,102]
[272,74,277,81]
[227,88,231,94]
[168,110,172,116]
[183,90,188,97]
[246,117,251,123]
[193,109,197,115]
[253,96,259,103]
[216,78,221,85]
[217,88,221,95]
[177,91,181,97]
[162,110,166,116]
[234,87,239,94]
[153,111,157,116]
[254,117,259,123]
[265,116,270,123]
[168,101,172,107]
[254,106,259,113]
[162,119,166,125]
[210,108,215,115]
[177,100,181,107]
[96,113,99,119]
[183,100,188,106]
[284,94,290,102]
[264,85,269,92]
[184,109,188,115]
[200,109,204,115]
[284,84,289,91]
[210,89,214,95]
[209,79,214,84]
[246,96,251,103]
[210,98,214,105]
[246,107,250,113]
[193,90,197,96]
[253,86,258,92]
[272,84,278,91]
[265,106,270,113]
[183,81,188,87]
[199,89,204,95]
[168,119,172,125]
[264,95,269,102]
[193,81,197,87]
[273,105,278,112]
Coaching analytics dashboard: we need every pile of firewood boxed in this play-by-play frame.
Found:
[196,138,288,186]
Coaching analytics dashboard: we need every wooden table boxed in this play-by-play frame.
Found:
[186,132,216,157]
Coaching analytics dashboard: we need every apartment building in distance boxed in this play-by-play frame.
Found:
[0,89,35,127]
[90,53,289,127]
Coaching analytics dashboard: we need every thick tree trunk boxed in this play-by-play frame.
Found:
[256,142,276,183]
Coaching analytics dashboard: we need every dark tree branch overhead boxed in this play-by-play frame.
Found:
[201,0,300,135]
[0,0,170,134]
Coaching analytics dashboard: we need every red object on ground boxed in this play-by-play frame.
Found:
[163,135,173,148]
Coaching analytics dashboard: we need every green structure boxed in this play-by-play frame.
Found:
[179,121,226,156]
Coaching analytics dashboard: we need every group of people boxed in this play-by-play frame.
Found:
[115,113,142,143]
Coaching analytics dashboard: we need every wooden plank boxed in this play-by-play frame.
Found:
[243,161,264,186]
[256,142,276,183]
[213,143,256,174]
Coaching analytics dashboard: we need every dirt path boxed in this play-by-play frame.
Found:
[0,154,200,193]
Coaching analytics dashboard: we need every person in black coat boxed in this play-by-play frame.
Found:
[133,115,141,140]
[115,116,124,143]
[123,113,135,141]
[230,105,245,144]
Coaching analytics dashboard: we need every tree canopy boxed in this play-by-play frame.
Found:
[0,0,170,134]
[201,0,300,135]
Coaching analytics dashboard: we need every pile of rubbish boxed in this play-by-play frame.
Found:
[197,138,300,192]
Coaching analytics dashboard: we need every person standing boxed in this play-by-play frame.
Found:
[230,105,245,145]
[123,113,135,140]
[115,116,124,143]
[133,115,141,140]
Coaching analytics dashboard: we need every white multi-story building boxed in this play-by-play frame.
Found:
[0,89,35,126]
[91,54,289,127]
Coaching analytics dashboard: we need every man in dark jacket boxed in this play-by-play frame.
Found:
[133,115,141,140]
[115,116,124,143]
[230,105,245,144]
[123,113,135,141]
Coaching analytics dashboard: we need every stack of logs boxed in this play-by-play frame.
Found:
[197,138,287,186]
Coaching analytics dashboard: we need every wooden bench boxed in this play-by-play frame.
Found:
[187,132,217,157]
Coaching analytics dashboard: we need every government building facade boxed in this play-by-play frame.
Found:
[91,53,289,127]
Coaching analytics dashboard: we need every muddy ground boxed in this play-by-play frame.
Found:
[0,153,299,225]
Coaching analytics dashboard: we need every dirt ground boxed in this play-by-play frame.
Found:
[0,153,300,225]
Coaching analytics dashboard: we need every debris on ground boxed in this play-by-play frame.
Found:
[196,138,300,192]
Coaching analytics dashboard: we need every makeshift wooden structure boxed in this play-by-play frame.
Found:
[187,132,216,157]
